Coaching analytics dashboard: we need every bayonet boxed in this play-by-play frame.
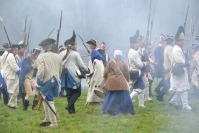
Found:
[56,10,62,52]
[77,34,90,54]
[48,28,54,38]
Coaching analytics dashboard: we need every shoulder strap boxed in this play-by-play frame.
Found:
[62,51,73,65]
[113,60,129,88]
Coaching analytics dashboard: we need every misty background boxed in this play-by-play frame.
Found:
[0,0,199,56]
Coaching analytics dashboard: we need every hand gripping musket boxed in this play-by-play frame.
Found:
[56,10,62,52]
[0,16,11,46]
[78,34,90,54]
[48,28,54,38]
[33,85,57,117]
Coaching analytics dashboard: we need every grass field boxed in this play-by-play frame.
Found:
[0,85,199,133]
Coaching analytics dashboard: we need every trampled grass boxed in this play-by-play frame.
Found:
[0,86,199,133]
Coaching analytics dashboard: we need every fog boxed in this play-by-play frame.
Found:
[0,0,199,53]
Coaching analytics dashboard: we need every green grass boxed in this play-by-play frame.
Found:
[0,86,199,133]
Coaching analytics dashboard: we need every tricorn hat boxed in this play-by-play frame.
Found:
[39,38,56,46]
[175,26,185,41]
[11,44,22,50]
[164,35,174,44]
[86,39,97,46]
[130,30,140,44]
[64,31,76,46]
[3,43,11,49]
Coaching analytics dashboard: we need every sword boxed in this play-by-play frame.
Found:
[36,85,57,117]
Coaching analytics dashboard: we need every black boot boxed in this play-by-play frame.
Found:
[66,93,80,114]
[21,93,25,105]
[32,95,38,110]
[2,92,9,105]
[59,87,65,97]
[23,100,29,111]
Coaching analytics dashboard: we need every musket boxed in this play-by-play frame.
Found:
[183,5,189,30]
[191,10,199,36]
[77,34,90,54]
[149,8,155,43]
[48,28,54,38]
[23,15,28,45]
[0,16,11,46]
[145,0,152,44]
[56,10,62,52]
[27,19,32,52]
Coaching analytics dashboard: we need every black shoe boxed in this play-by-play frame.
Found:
[156,95,164,102]
[40,122,51,126]
[3,92,9,105]
[155,88,160,95]
[23,100,29,111]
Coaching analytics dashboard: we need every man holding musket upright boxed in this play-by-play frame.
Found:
[169,26,191,111]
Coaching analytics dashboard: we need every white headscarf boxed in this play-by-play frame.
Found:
[114,50,122,59]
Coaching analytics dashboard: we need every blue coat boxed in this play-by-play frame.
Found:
[19,56,33,93]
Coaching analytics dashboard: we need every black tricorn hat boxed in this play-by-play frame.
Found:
[32,48,41,55]
[175,26,185,41]
[164,35,174,44]
[64,31,76,46]
[39,38,56,46]
[130,30,140,44]
[11,44,21,50]
[86,39,97,46]
[3,43,11,48]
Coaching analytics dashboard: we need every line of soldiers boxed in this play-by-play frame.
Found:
[0,25,199,127]
[128,25,199,111]
[0,30,110,127]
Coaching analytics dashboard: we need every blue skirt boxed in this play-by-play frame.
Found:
[102,90,135,115]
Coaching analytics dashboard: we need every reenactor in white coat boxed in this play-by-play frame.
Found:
[169,26,192,111]
[156,36,174,101]
[3,44,21,109]
[37,38,62,127]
